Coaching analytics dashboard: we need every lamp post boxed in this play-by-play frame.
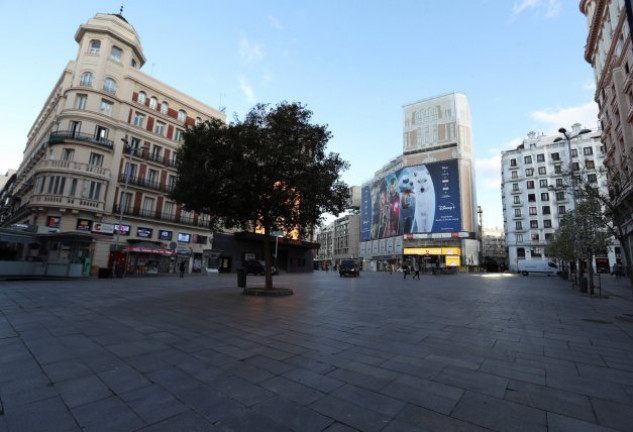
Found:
[553,126,591,288]
[477,206,483,268]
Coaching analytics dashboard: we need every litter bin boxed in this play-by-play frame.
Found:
[580,276,588,293]
[98,268,111,279]
[237,268,247,292]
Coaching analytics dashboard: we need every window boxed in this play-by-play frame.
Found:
[174,129,184,142]
[536,154,545,162]
[545,233,553,241]
[167,175,176,192]
[69,178,77,196]
[70,121,81,137]
[524,155,532,164]
[554,164,562,174]
[531,246,542,256]
[539,179,548,188]
[513,196,520,204]
[110,46,123,62]
[103,78,117,93]
[585,160,595,169]
[542,206,550,215]
[525,168,534,176]
[571,149,578,157]
[510,158,517,167]
[556,191,565,201]
[95,125,108,142]
[512,183,519,191]
[551,152,560,161]
[511,171,518,179]
[120,191,132,212]
[80,72,93,87]
[526,180,535,189]
[530,220,538,229]
[583,147,593,155]
[149,97,158,110]
[528,194,536,202]
[517,247,525,257]
[88,153,103,167]
[572,162,580,171]
[82,180,101,200]
[89,40,100,54]
[588,173,597,183]
[544,220,552,228]
[516,221,523,230]
[47,176,66,195]
[138,91,146,104]
[142,197,155,212]
[99,99,113,115]
[558,205,566,214]
[531,233,540,241]
[133,112,145,127]
[147,169,158,185]
[178,109,187,122]
[76,94,87,110]
[160,101,169,115]
[163,201,175,220]
[538,166,546,175]
[529,207,537,215]
[154,121,165,136]
[131,59,137,68]
[151,146,162,161]
[556,178,564,187]
[515,208,522,217]
[540,192,549,201]
[516,234,523,242]
[123,162,137,180]
[62,149,74,161]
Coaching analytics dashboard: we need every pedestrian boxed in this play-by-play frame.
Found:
[179,261,186,278]
[402,263,408,279]
[414,262,420,280]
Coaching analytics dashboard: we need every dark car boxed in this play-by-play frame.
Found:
[339,259,359,277]
[243,259,278,275]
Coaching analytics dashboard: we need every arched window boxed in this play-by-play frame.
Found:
[103,78,117,93]
[89,40,101,54]
[137,91,146,104]
[110,46,123,62]
[80,72,93,87]
[160,101,169,115]
[149,97,158,110]
[177,109,187,122]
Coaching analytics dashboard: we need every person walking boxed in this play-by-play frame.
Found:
[402,263,408,279]
[179,260,186,278]
[413,261,420,280]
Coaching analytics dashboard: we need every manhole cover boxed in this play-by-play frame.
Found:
[582,318,611,324]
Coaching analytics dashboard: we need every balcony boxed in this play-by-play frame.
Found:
[30,194,105,212]
[124,145,178,169]
[118,174,174,194]
[112,204,208,228]
[37,160,111,180]
[49,131,114,150]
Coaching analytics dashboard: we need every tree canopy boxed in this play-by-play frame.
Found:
[171,102,350,288]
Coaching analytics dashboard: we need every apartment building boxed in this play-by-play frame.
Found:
[580,0,633,271]
[501,125,618,272]
[0,13,226,275]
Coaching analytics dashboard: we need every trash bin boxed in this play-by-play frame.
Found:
[98,268,111,279]
[580,276,588,293]
[237,268,247,290]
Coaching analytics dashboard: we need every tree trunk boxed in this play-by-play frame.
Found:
[263,225,273,290]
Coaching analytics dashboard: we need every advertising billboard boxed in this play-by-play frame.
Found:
[361,159,461,241]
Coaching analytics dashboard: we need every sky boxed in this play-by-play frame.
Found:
[0,0,599,230]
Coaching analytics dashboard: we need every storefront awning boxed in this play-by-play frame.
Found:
[122,246,176,256]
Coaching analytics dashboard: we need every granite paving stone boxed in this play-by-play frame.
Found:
[1,272,632,431]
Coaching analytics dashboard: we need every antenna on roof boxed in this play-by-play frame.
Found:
[119,4,124,15]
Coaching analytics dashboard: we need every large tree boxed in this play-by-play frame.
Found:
[171,102,350,289]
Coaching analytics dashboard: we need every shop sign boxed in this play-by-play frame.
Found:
[137,227,153,238]
[92,222,115,235]
[76,219,92,231]
[159,230,172,240]
[114,224,130,235]
[47,216,61,228]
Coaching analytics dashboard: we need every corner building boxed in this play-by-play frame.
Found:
[1,13,226,275]
[360,93,480,271]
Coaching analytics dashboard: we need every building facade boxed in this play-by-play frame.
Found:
[360,92,480,271]
[0,13,226,275]
[501,125,618,272]
[580,0,633,272]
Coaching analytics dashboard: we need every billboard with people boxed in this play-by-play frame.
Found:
[361,160,461,241]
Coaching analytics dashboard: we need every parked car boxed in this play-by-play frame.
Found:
[243,259,278,275]
[339,259,359,277]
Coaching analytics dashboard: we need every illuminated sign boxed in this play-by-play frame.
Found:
[47,216,61,228]
[92,222,115,235]
[115,224,130,236]
[159,230,173,240]
[76,219,92,231]
[137,227,153,238]
[178,232,191,243]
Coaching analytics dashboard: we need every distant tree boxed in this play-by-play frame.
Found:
[171,102,350,290]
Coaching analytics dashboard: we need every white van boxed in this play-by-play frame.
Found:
[517,260,558,276]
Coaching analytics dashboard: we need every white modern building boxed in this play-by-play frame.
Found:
[501,124,618,272]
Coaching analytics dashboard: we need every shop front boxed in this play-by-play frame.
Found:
[109,243,176,276]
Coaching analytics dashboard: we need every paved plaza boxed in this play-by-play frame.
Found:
[0,271,632,431]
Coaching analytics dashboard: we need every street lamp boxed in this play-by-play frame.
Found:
[553,126,591,287]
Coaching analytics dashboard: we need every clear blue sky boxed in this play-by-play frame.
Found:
[0,0,598,229]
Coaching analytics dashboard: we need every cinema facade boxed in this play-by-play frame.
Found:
[359,93,480,272]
